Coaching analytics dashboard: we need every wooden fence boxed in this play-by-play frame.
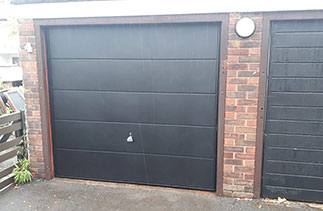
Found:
[0,111,26,193]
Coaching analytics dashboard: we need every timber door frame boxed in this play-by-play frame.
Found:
[33,13,229,195]
[254,10,323,198]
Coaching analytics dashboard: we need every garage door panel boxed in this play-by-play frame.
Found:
[272,48,323,63]
[266,134,323,150]
[154,94,215,126]
[54,150,147,183]
[262,187,323,203]
[145,155,214,190]
[269,78,323,92]
[267,93,323,106]
[272,20,323,33]
[49,22,219,191]
[53,91,154,123]
[264,148,323,163]
[54,120,143,153]
[267,107,323,121]
[140,125,214,158]
[54,120,214,158]
[49,25,142,59]
[270,63,323,77]
[264,161,323,177]
[272,33,323,47]
[51,60,218,93]
[140,22,219,59]
[49,23,219,59]
[263,20,323,202]
[266,120,323,136]
[263,174,323,191]
[53,91,215,126]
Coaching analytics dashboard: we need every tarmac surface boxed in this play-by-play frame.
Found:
[0,178,320,211]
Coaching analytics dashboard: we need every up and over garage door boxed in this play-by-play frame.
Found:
[262,19,323,203]
[46,22,221,190]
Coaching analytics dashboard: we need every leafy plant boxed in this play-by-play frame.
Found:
[12,158,32,184]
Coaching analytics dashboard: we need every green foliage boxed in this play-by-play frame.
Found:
[12,158,32,184]
[0,17,18,37]
[7,18,18,37]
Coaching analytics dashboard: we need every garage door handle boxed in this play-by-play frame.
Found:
[127,132,134,143]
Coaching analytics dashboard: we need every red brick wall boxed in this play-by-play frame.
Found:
[222,13,262,198]
[19,14,263,196]
[18,19,47,178]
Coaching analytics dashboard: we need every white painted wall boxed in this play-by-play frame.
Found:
[0,53,16,66]
[1,0,323,19]
[0,15,22,82]
[0,66,22,81]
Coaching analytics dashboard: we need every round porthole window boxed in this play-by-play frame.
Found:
[235,17,256,38]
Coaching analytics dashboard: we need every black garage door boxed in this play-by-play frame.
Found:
[46,22,220,190]
[262,20,323,202]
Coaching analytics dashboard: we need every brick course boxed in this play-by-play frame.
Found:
[19,13,263,197]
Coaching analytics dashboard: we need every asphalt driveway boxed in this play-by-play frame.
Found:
[0,178,320,211]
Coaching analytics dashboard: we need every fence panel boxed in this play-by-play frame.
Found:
[0,111,25,193]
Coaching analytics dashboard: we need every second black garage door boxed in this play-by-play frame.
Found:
[46,22,220,190]
[262,19,323,202]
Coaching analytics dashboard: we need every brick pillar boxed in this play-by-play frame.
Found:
[18,19,46,178]
[222,13,262,198]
